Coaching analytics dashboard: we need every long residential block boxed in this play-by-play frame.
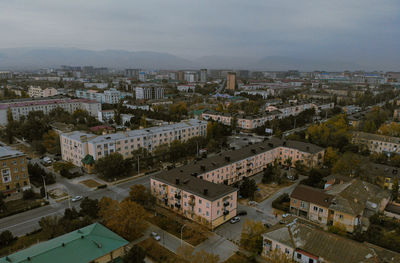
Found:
[60,119,207,167]
[352,131,400,155]
[0,97,101,125]
[151,138,324,228]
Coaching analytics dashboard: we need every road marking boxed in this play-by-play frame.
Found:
[0,210,62,232]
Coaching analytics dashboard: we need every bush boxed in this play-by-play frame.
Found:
[0,230,16,248]
[23,189,36,200]
[28,163,55,186]
[97,184,107,189]
[60,169,82,179]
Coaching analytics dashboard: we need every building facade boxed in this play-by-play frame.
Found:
[227,72,236,91]
[0,146,30,196]
[135,86,164,100]
[60,119,207,167]
[352,131,400,155]
[28,86,58,98]
[0,97,101,125]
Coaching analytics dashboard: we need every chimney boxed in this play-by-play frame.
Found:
[176,178,180,185]
[203,189,208,195]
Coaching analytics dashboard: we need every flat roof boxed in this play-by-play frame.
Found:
[152,138,323,200]
[0,146,25,160]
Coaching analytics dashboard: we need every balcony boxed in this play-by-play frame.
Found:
[175,203,181,209]
[223,201,230,207]
[188,199,195,206]
[223,210,229,216]
[174,193,181,199]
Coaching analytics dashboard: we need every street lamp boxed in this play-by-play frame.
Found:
[62,186,71,210]
[180,224,187,246]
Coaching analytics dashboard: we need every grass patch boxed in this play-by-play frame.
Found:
[0,199,48,219]
[137,238,187,263]
[80,179,102,188]
[47,188,68,199]
[147,207,208,246]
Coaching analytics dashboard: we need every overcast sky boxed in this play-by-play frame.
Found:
[1,0,400,68]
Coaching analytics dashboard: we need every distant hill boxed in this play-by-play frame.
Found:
[0,47,370,71]
[0,48,195,70]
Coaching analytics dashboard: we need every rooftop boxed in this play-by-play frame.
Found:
[0,96,99,110]
[0,146,25,160]
[0,223,128,263]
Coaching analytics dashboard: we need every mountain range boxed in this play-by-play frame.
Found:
[0,47,369,71]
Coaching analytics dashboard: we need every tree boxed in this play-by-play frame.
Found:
[39,215,65,239]
[140,115,147,128]
[239,178,258,200]
[177,245,219,263]
[0,192,5,212]
[123,245,146,263]
[324,147,339,168]
[331,152,361,176]
[42,130,61,154]
[392,177,399,201]
[240,219,265,254]
[267,249,295,263]
[95,153,133,180]
[0,230,16,248]
[99,198,147,241]
[127,185,155,210]
[80,197,99,218]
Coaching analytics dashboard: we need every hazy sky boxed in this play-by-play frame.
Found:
[1,0,400,67]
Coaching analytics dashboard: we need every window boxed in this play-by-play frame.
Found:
[199,199,202,204]
[285,248,290,254]
[206,211,209,216]
[300,201,305,208]
[309,259,314,263]
[297,253,302,259]
[1,168,11,183]
[319,208,323,213]
[339,214,343,220]
[313,206,318,211]
[206,203,210,208]
[198,208,202,213]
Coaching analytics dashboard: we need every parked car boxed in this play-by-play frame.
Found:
[282,213,290,218]
[71,196,83,202]
[237,211,247,216]
[248,201,258,206]
[151,232,161,241]
[230,216,240,224]
[42,156,52,166]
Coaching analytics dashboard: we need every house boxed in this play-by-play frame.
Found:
[352,131,400,155]
[0,223,129,263]
[290,180,391,232]
[262,218,400,263]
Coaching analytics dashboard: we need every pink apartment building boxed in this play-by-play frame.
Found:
[151,138,324,227]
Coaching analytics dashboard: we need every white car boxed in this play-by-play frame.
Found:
[230,216,240,224]
[282,213,290,218]
[71,196,83,202]
[151,232,161,241]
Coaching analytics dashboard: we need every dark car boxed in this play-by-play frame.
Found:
[237,211,247,216]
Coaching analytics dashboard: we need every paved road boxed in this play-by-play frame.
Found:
[0,175,150,236]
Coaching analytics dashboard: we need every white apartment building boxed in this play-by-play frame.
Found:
[135,86,164,100]
[60,119,207,167]
[0,97,101,125]
[75,89,121,104]
[28,86,58,98]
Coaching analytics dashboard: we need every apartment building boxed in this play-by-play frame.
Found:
[28,86,57,98]
[151,138,324,227]
[0,146,30,196]
[0,97,101,125]
[60,119,207,167]
[352,131,400,155]
[290,180,390,233]
[227,72,236,91]
[151,173,238,229]
[135,86,164,100]
[262,218,400,263]
[75,88,121,104]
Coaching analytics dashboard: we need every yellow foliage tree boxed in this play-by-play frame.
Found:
[240,219,265,254]
[176,245,219,263]
[99,197,147,241]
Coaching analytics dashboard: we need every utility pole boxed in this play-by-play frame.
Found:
[137,155,140,175]
[41,175,48,199]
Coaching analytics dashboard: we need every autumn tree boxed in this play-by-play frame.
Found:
[323,147,340,168]
[331,152,361,176]
[392,177,399,201]
[127,184,155,210]
[240,219,265,254]
[177,245,219,263]
[99,197,147,241]
[42,130,61,154]
[267,249,295,263]
[80,197,99,218]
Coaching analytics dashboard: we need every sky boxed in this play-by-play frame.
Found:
[0,0,400,68]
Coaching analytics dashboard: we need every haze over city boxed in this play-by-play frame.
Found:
[1,0,400,70]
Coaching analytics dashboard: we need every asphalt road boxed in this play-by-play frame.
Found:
[0,174,150,236]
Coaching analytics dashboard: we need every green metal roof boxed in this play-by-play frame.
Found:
[81,154,95,165]
[0,223,128,263]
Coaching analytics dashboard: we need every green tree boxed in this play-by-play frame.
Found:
[140,115,147,128]
[95,153,133,180]
[80,197,99,218]
[42,130,61,154]
[239,178,258,200]
[392,177,399,201]
[0,230,16,248]
[123,245,146,263]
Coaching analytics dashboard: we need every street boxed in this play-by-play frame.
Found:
[0,173,150,236]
